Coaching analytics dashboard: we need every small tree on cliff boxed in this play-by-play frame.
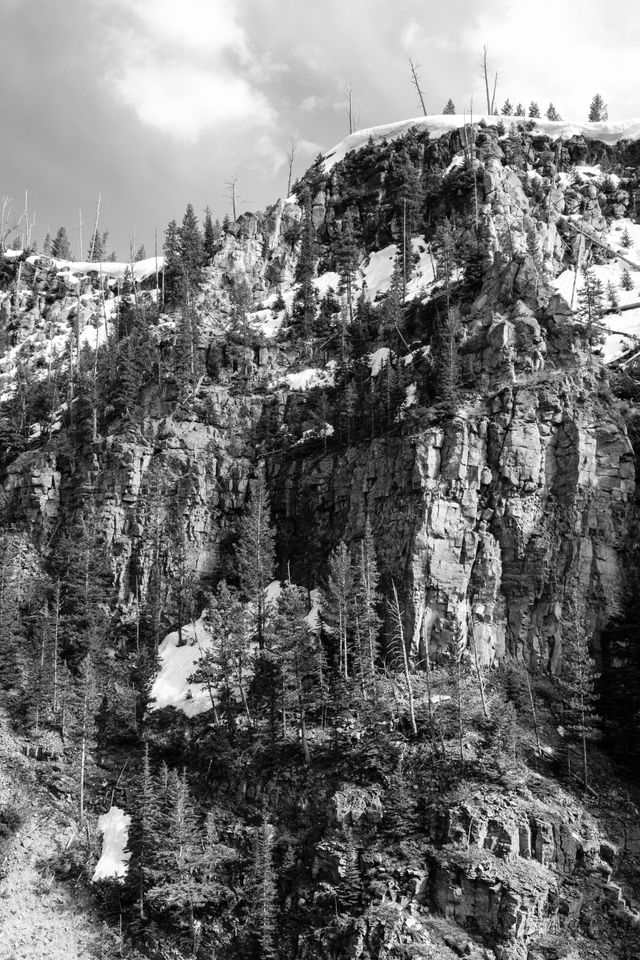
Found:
[235,467,276,650]
[559,609,600,791]
[588,94,608,122]
[443,98,456,114]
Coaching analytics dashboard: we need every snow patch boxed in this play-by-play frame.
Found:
[92,807,131,882]
[361,245,397,301]
[321,114,640,173]
[280,367,334,390]
[149,617,217,718]
[369,346,392,375]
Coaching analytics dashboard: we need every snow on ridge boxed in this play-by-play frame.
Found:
[321,114,640,173]
[92,807,131,882]
[26,254,165,283]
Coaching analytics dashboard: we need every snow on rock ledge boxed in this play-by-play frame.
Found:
[321,114,640,172]
[92,807,131,882]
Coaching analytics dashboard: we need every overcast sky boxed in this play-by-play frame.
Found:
[1,0,638,258]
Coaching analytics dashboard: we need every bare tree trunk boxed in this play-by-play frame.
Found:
[88,193,101,261]
[468,615,489,720]
[286,133,300,196]
[524,668,541,757]
[408,57,427,115]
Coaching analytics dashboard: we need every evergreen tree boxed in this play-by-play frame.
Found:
[442,98,456,114]
[588,93,608,122]
[545,103,561,121]
[515,103,525,116]
[163,219,182,303]
[387,581,417,736]
[127,743,158,920]
[334,210,359,326]
[51,226,71,260]
[528,101,541,118]
[445,624,465,761]
[192,580,252,729]
[501,99,513,115]
[621,266,634,291]
[559,612,600,790]
[621,226,633,249]
[248,819,278,960]
[42,231,52,256]
[180,203,205,294]
[133,243,146,261]
[293,187,319,339]
[273,581,321,763]
[607,280,620,313]
[434,308,461,404]
[353,518,381,699]
[323,541,354,679]
[576,265,605,335]
[203,206,219,260]
[235,467,276,650]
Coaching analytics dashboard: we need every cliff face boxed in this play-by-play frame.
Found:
[1,122,638,669]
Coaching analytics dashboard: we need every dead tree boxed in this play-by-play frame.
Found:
[285,133,300,196]
[481,45,498,114]
[343,85,361,134]
[225,175,239,222]
[408,57,427,115]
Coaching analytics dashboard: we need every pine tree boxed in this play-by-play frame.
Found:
[607,281,620,313]
[293,187,318,340]
[576,266,605,335]
[235,467,276,650]
[515,103,525,117]
[337,830,362,915]
[588,93,608,122]
[192,580,252,728]
[435,308,461,404]
[528,101,541,118]
[273,581,321,763]
[203,206,215,261]
[387,581,417,736]
[180,203,205,294]
[133,243,146,261]
[334,209,359,326]
[323,541,354,679]
[446,625,466,761]
[353,518,381,699]
[442,98,456,114]
[127,743,158,919]
[163,218,182,303]
[559,613,600,790]
[42,231,52,256]
[621,226,633,249]
[51,226,71,260]
[545,103,561,121]
[146,768,210,954]
[501,99,513,116]
[621,266,634,291]
[249,819,278,960]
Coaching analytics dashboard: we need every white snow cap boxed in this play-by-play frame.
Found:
[321,115,640,173]
[92,807,131,882]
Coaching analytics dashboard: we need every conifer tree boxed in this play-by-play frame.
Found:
[235,467,276,650]
[353,518,381,699]
[146,767,210,953]
[545,103,561,121]
[293,187,318,340]
[501,99,513,115]
[387,581,417,736]
[192,580,252,728]
[133,243,146,261]
[273,581,321,763]
[180,203,205,293]
[515,103,525,116]
[621,226,633,249]
[435,308,461,404]
[588,93,608,122]
[607,280,620,312]
[249,819,278,960]
[576,266,605,335]
[443,98,456,114]
[43,231,52,256]
[528,101,540,118]
[334,210,358,326]
[163,218,182,303]
[559,612,600,790]
[203,205,218,260]
[51,226,71,259]
[621,266,634,291]
[324,541,354,679]
[127,742,157,920]
[338,830,362,915]
[446,624,465,761]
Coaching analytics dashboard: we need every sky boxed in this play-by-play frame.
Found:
[1,0,639,258]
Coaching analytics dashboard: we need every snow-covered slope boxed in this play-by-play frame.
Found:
[322,114,640,173]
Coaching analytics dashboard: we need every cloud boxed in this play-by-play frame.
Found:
[102,0,277,140]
